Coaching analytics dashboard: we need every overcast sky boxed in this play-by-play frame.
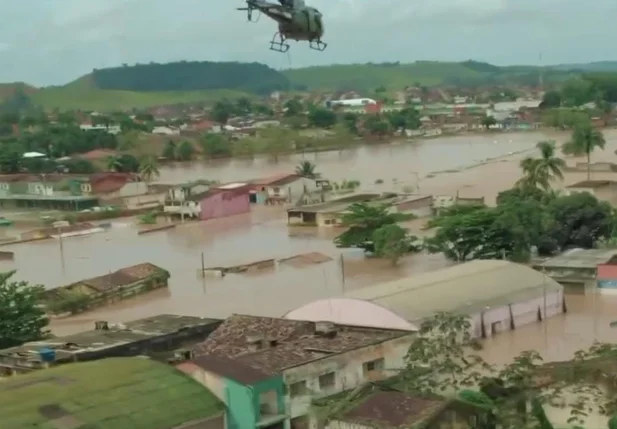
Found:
[1,0,616,86]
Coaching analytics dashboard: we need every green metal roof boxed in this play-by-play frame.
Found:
[2,357,224,429]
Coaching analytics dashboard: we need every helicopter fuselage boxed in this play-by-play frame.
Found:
[261,6,324,41]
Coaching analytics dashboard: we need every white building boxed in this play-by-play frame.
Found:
[329,98,377,107]
[184,315,416,429]
[285,260,564,338]
[151,126,180,136]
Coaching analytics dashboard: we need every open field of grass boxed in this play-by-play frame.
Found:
[30,87,253,111]
[3,357,224,429]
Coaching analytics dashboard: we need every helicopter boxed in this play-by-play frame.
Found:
[237,0,327,53]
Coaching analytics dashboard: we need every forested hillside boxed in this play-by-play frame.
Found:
[91,61,291,95]
[283,60,578,91]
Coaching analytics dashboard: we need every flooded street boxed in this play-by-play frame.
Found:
[4,129,617,363]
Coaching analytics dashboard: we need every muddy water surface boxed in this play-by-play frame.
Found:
[4,130,617,363]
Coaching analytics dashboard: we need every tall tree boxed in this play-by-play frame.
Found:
[0,271,49,349]
[138,156,160,183]
[517,140,566,190]
[294,160,320,179]
[562,121,606,179]
[401,312,491,395]
[106,155,123,172]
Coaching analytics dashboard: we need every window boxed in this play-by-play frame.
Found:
[289,380,307,397]
[363,358,385,375]
[81,183,92,193]
[318,372,335,390]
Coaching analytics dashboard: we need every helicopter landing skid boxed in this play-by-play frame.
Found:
[270,33,290,53]
[309,39,327,52]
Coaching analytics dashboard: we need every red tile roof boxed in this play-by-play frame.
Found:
[90,173,139,194]
[77,149,117,161]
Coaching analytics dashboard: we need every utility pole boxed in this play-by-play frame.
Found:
[340,254,346,293]
[57,225,65,274]
[543,267,548,352]
[201,252,207,293]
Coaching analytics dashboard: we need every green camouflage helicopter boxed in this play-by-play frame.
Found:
[237,0,326,53]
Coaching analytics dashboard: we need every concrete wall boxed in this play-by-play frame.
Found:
[393,197,433,218]
[264,179,319,203]
[315,212,342,227]
[468,288,563,338]
[200,192,250,221]
[597,264,617,294]
[226,378,257,429]
[114,182,148,198]
[282,333,414,429]
[201,370,226,402]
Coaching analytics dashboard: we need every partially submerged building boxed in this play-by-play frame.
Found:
[286,260,564,337]
[533,248,617,293]
[287,192,433,227]
[565,180,617,205]
[0,314,222,374]
[181,315,415,429]
[2,357,225,429]
[42,262,170,315]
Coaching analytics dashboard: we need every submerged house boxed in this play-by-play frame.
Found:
[164,182,252,221]
[42,263,170,315]
[0,314,222,374]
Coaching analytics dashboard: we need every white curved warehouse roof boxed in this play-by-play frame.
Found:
[285,260,562,329]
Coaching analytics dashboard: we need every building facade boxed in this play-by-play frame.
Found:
[191,315,416,429]
[177,355,286,429]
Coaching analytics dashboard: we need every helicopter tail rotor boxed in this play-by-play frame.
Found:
[237,2,260,22]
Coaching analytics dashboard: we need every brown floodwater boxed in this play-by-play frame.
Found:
[3,129,617,364]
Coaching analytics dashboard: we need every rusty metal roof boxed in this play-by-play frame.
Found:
[341,391,445,428]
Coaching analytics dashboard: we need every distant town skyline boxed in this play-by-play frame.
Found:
[1,0,616,86]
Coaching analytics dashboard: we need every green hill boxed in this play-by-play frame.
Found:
[1,61,289,111]
[0,59,607,111]
[283,60,578,91]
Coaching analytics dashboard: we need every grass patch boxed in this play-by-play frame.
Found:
[30,87,253,111]
[2,357,224,429]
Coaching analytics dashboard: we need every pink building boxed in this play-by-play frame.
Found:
[199,185,251,221]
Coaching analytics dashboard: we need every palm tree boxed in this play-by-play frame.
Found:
[295,161,320,179]
[562,121,606,179]
[105,155,122,172]
[138,156,160,183]
[517,140,566,190]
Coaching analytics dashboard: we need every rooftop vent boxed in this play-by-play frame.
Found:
[246,334,264,351]
[314,321,337,338]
